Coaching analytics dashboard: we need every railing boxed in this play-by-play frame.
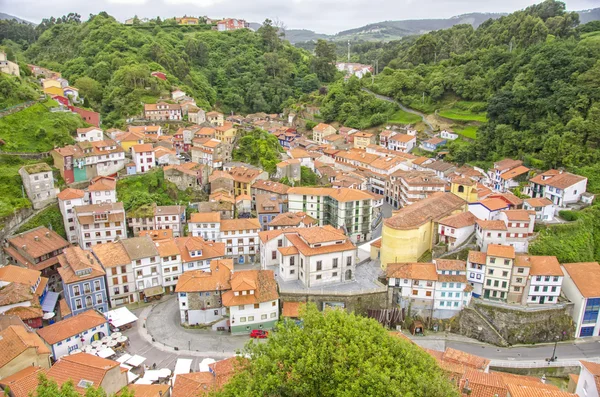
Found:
[490,359,594,368]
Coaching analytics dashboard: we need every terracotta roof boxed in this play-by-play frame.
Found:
[282,301,304,317]
[502,210,534,221]
[58,246,106,284]
[175,259,232,292]
[460,369,507,397]
[153,238,180,257]
[92,241,131,268]
[251,180,290,195]
[140,229,174,240]
[385,263,438,281]
[524,198,553,207]
[220,218,260,232]
[477,198,510,211]
[222,270,278,307]
[228,167,264,183]
[0,282,36,306]
[0,325,50,368]
[438,212,476,229]
[132,143,154,153]
[208,357,246,388]
[443,347,490,370]
[506,384,576,397]
[6,226,69,260]
[57,188,86,200]
[371,238,382,248]
[562,263,600,298]
[451,176,477,186]
[278,246,299,256]
[476,219,507,231]
[268,212,317,227]
[47,353,120,394]
[6,305,43,321]
[144,102,181,112]
[235,194,251,202]
[0,366,47,397]
[530,170,586,190]
[425,137,445,145]
[487,244,515,259]
[174,237,225,263]
[313,123,335,132]
[488,192,524,207]
[190,212,221,223]
[171,372,214,397]
[59,299,71,317]
[500,165,530,180]
[37,310,107,345]
[127,384,171,397]
[120,236,159,261]
[517,256,562,276]
[0,265,41,290]
[384,192,465,230]
[495,158,522,171]
[389,133,415,143]
[287,187,373,202]
[435,259,466,271]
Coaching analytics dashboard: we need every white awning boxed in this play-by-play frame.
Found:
[127,371,139,384]
[174,358,193,375]
[199,358,216,372]
[104,307,138,328]
[96,348,115,359]
[117,354,132,363]
[126,354,147,367]
[135,378,152,385]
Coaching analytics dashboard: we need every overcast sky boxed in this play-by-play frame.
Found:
[2,0,597,34]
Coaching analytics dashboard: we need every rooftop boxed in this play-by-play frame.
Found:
[487,244,516,259]
[562,262,600,298]
[386,262,438,281]
[222,270,278,307]
[384,192,465,230]
[37,310,107,345]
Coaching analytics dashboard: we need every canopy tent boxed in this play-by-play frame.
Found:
[135,378,153,385]
[199,358,216,372]
[41,291,59,312]
[117,354,132,363]
[96,348,115,359]
[104,307,138,328]
[174,359,193,375]
[126,355,147,367]
[127,372,139,384]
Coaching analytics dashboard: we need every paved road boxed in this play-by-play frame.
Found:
[362,88,434,135]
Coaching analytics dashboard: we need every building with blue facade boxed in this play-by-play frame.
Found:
[58,246,109,316]
[562,262,600,338]
[255,194,284,231]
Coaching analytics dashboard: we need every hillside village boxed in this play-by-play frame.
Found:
[2,6,600,397]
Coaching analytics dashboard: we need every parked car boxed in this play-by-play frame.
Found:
[250,330,268,339]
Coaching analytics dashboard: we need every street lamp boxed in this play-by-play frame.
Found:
[549,335,560,362]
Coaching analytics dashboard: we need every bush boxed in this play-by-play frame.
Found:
[558,210,579,222]
[305,120,317,130]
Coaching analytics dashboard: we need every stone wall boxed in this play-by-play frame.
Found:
[474,302,575,345]
[491,365,580,379]
[280,289,391,315]
[455,307,509,346]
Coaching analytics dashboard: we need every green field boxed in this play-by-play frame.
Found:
[438,108,488,122]
[454,125,478,139]
[388,109,421,125]
[0,99,85,152]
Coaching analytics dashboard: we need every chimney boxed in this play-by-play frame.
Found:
[34,236,39,242]
[45,231,50,237]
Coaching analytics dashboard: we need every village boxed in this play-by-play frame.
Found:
[1,40,600,397]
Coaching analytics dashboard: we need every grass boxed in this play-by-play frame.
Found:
[454,125,478,139]
[438,109,488,122]
[388,109,421,125]
[582,31,600,41]
[0,99,86,152]
[16,204,66,239]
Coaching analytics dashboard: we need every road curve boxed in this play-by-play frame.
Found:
[362,87,435,135]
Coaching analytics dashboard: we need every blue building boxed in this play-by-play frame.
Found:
[420,137,447,152]
[58,246,109,316]
[256,194,284,231]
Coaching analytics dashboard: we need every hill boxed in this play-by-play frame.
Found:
[579,8,600,24]
[0,13,34,25]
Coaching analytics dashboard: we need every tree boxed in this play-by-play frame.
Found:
[217,304,458,397]
[311,39,337,82]
[258,19,281,52]
[33,374,136,397]
[74,76,103,108]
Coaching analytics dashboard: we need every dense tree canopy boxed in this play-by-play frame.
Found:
[217,304,458,397]
[232,128,283,174]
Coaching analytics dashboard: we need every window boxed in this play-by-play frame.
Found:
[488,269,493,275]
[494,280,499,287]
[514,286,521,292]
[238,305,244,310]
[94,280,101,291]
[316,275,322,280]
[111,268,118,276]
[248,316,254,321]
[502,271,508,277]
[553,276,559,282]
[347,257,352,266]
[151,266,157,273]
[270,312,277,318]
[412,290,418,296]
[426,291,432,297]
[333,272,338,277]
[490,258,496,264]
[272,301,276,306]
[277,239,283,247]
[75,298,82,309]
[454,302,459,307]
[272,251,277,260]
[73,286,81,296]
[517,268,524,273]
[84,283,91,294]
[316,261,322,271]
[112,277,118,285]
[486,279,491,286]
[136,270,142,277]
[254,303,259,309]
[240,317,246,323]
[333,258,338,268]
[504,259,510,265]
[501,281,507,288]
[261,314,267,320]
[113,287,120,295]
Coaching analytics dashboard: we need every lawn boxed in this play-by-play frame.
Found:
[454,125,478,139]
[0,99,85,152]
[388,109,421,125]
[438,108,488,123]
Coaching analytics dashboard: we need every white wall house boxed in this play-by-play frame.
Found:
[121,236,162,301]
[74,203,127,250]
[468,198,510,220]
[525,169,588,207]
[525,256,563,304]
[132,144,156,174]
[58,188,90,243]
[437,212,476,250]
[189,212,221,241]
[154,238,182,293]
[523,198,555,222]
[76,127,104,143]
[88,176,117,204]
[220,219,261,265]
[575,361,600,397]
[561,262,600,338]
[388,134,416,153]
[467,251,487,298]
[475,220,507,252]
[440,130,458,141]
[433,259,471,319]
[386,262,437,318]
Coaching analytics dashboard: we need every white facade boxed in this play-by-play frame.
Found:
[388,135,416,152]
[77,141,126,177]
[229,299,279,330]
[76,128,104,143]
[438,223,474,250]
[526,274,563,304]
[434,277,470,314]
[523,200,555,221]
[468,202,509,220]
[467,261,486,297]
[222,225,260,265]
[161,255,182,291]
[440,130,458,141]
[74,204,127,250]
[132,146,156,174]
[178,293,226,325]
[476,224,507,252]
[189,221,221,241]
[576,363,600,397]
[58,192,90,243]
[388,277,435,304]
[19,166,58,210]
[48,322,110,360]
[89,188,116,205]
[104,264,137,307]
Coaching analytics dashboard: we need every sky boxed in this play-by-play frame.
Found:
[2,0,598,34]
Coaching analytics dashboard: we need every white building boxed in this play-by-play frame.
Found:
[433,259,471,318]
[482,244,515,302]
[522,255,563,304]
[260,226,357,287]
[222,269,279,335]
[189,212,221,241]
[468,198,510,220]
[388,134,417,152]
[523,197,555,221]
[92,241,137,307]
[74,202,127,249]
[575,361,600,397]
[475,219,507,252]
[132,144,156,174]
[437,212,477,250]
[88,176,117,204]
[220,218,261,265]
[386,262,437,318]
[440,130,458,141]
[174,236,226,273]
[487,159,529,193]
[525,169,588,207]
[58,188,90,243]
[154,205,186,237]
[121,236,162,301]
[497,210,535,253]
[154,238,182,293]
[76,140,126,178]
[467,251,487,298]
[76,127,104,142]
[562,262,600,338]
[19,163,58,210]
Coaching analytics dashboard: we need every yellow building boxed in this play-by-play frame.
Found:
[450,177,479,203]
[312,123,336,144]
[114,130,144,152]
[482,244,515,301]
[353,132,375,149]
[374,192,466,268]
[176,16,200,25]
[42,78,63,96]
[228,166,268,196]
[215,122,237,145]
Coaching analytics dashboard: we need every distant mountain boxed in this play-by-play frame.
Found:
[0,13,35,25]
[284,29,331,43]
[579,8,600,24]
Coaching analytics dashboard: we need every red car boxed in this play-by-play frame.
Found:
[250,330,268,339]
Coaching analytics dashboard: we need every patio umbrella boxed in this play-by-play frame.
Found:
[83,345,94,353]
[111,332,122,339]
[107,340,118,347]
[101,336,111,343]
[116,336,128,343]
[91,340,103,348]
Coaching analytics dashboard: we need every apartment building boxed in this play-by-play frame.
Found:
[57,188,90,243]
[508,255,531,304]
[121,236,162,301]
[256,194,284,231]
[206,111,224,126]
[75,127,104,142]
[190,138,223,169]
[353,132,375,149]
[144,102,182,121]
[88,176,117,204]
[312,123,336,144]
[51,140,126,184]
[221,218,261,265]
[174,236,226,272]
[497,210,535,252]
[154,238,182,293]
[437,212,477,250]
[467,251,487,298]
[287,187,374,243]
[19,163,58,209]
[475,219,507,252]
[132,144,156,174]
[562,262,600,337]
[524,169,588,207]
[228,166,269,196]
[387,133,416,153]
[58,246,109,315]
[433,259,471,318]
[189,212,221,240]
[92,241,137,307]
[523,255,563,304]
[74,202,127,249]
[482,244,515,301]
[385,170,446,208]
[386,262,437,318]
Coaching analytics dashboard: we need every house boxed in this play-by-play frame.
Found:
[58,246,109,315]
[433,259,471,318]
[375,192,466,268]
[450,177,479,203]
[467,251,487,298]
[256,194,284,231]
[191,138,223,169]
[422,160,457,181]
[575,361,600,397]
[188,107,206,124]
[275,159,301,183]
[385,170,446,209]
[488,159,529,192]
[497,210,536,253]
[88,176,117,204]
[128,125,163,139]
[216,18,248,31]
[174,236,226,273]
[51,140,126,184]
[132,144,156,174]
[222,270,278,334]
[468,197,510,220]
[420,137,446,152]
[525,169,588,207]
[118,236,162,301]
[482,244,515,302]
[561,262,600,337]
[74,202,127,249]
[220,218,261,265]
[260,226,357,287]
[144,102,182,121]
[440,129,458,140]
[112,130,144,152]
[128,204,186,237]
[235,195,252,215]
[164,162,209,192]
[312,123,336,144]
[196,192,235,220]
[19,163,58,209]
[214,123,237,145]
[267,212,317,230]
[352,132,375,149]
[386,262,437,317]
[524,197,555,221]
[176,16,199,24]
[335,63,373,78]
[92,242,136,307]
[287,148,314,171]
[206,111,224,126]
[475,219,507,252]
[387,133,417,153]
[41,78,64,96]
[287,187,375,243]
[36,310,109,360]
[63,86,79,101]
[3,227,70,285]
[0,51,20,76]
[189,212,221,241]
[72,107,101,127]
[229,166,269,196]
[75,127,103,143]
[172,89,186,100]
[515,255,563,305]
[437,211,477,250]
[154,146,178,166]
[176,259,232,325]
[153,238,182,293]
[0,325,51,379]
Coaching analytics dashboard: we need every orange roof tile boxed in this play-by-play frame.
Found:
[385,263,438,281]
[190,212,221,223]
[7,226,69,262]
[47,353,119,394]
[37,310,107,345]
[0,366,47,397]
[435,259,466,271]
[501,210,534,221]
[478,198,510,211]
[57,246,106,284]
[0,325,50,368]
[220,218,260,232]
[127,384,171,397]
[443,347,490,370]
[500,165,530,180]
[92,241,131,268]
[171,372,214,397]
[438,212,477,229]
[57,188,86,200]
[506,384,576,397]
[222,270,278,307]
[476,219,507,231]
[0,265,41,290]
[524,198,554,207]
[384,192,465,230]
[175,260,232,292]
[487,244,515,259]
[132,143,154,153]
[562,263,600,298]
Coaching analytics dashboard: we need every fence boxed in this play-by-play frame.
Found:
[490,359,597,368]
[0,100,38,118]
